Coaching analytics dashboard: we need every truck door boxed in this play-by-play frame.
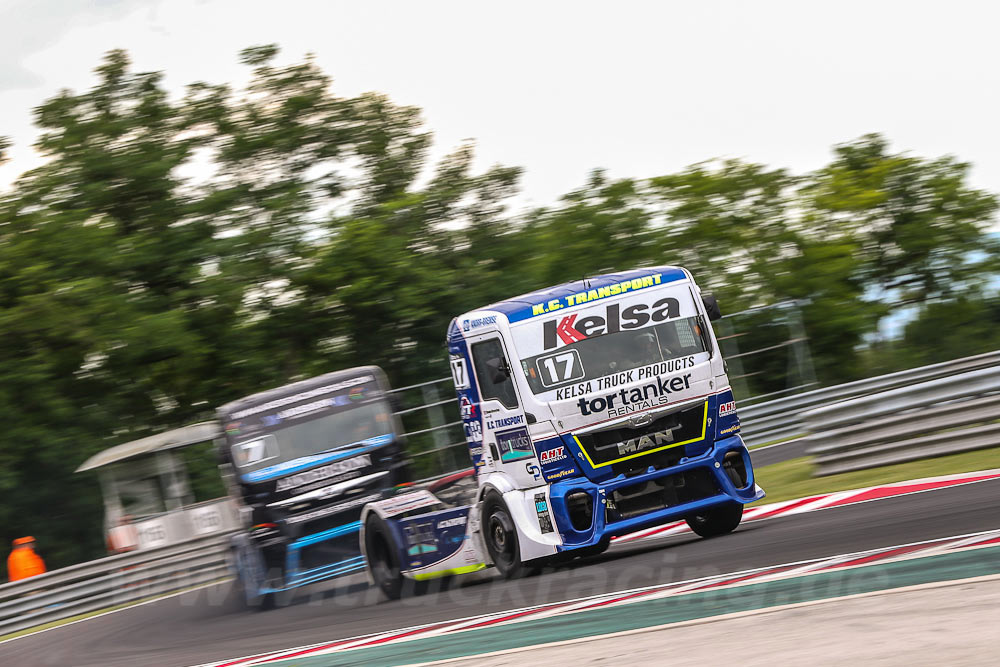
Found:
[468,335,540,488]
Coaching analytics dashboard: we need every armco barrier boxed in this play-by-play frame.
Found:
[0,532,232,637]
[803,366,1000,476]
[738,349,1000,445]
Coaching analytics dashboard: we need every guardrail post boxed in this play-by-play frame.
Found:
[421,382,454,471]
[784,301,817,389]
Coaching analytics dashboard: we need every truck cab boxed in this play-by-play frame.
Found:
[217,366,410,607]
[360,267,763,592]
[446,267,764,574]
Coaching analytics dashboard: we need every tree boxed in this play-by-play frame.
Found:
[807,134,999,306]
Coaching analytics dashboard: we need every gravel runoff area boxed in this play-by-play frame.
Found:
[420,574,1000,667]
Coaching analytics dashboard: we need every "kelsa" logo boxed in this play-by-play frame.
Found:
[543,298,680,350]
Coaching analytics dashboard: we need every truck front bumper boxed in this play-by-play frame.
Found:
[547,435,763,551]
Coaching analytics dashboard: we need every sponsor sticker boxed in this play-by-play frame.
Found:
[544,468,578,481]
[575,373,693,418]
[372,491,441,517]
[460,396,476,419]
[497,427,534,462]
[463,315,498,331]
[486,414,524,429]
[534,492,553,533]
[286,493,382,525]
[554,356,696,400]
[465,420,483,444]
[531,273,666,317]
[230,375,374,419]
[719,401,737,417]
[539,446,567,464]
[275,454,372,492]
[541,296,679,350]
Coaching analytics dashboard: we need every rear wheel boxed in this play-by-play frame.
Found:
[482,492,541,579]
[365,513,427,600]
[685,501,744,538]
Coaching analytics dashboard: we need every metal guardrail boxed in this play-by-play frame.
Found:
[738,350,1000,445]
[0,533,232,637]
[802,366,1000,476]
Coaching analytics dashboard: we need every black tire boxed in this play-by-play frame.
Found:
[685,501,744,538]
[364,513,428,600]
[257,567,293,611]
[482,492,538,579]
[230,544,272,611]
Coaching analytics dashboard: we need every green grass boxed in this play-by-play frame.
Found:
[751,446,1000,506]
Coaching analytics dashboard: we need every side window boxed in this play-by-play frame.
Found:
[471,339,520,410]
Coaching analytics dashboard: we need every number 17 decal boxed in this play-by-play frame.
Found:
[450,356,470,389]
[536,349,585,387]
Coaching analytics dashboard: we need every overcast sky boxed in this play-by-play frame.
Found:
[2,0,999,209]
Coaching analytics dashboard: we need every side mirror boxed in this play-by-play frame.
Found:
[702,294,722,321]
[486,357,510,384]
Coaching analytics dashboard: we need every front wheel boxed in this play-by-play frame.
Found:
[230,542,290,611]
[685,502,744,538]
[482,492,540,579]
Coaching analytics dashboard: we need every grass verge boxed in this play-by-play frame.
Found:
[751,446,1000,506]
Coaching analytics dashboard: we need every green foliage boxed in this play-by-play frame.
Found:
[0,49,997,569]
[807,134,999,304]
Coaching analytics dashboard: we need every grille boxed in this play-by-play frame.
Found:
[283,476,388,537]
[575,402,707,475]
[606,468,719,523]
[298,532,361,572]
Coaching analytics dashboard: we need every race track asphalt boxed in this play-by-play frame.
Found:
[3,477,998,667]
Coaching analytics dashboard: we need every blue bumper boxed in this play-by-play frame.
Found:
[254,522,366,595]
[547,435,763,550]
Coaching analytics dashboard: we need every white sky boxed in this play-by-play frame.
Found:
[2,0,999,209]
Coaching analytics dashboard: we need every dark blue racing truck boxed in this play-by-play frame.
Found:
[217,366,410,608]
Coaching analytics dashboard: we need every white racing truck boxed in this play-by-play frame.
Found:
[360,267,764,597]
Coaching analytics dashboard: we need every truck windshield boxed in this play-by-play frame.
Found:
[517,315,711,396]
[230,400,394,474]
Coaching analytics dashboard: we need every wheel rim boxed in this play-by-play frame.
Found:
[488,511,515,567]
